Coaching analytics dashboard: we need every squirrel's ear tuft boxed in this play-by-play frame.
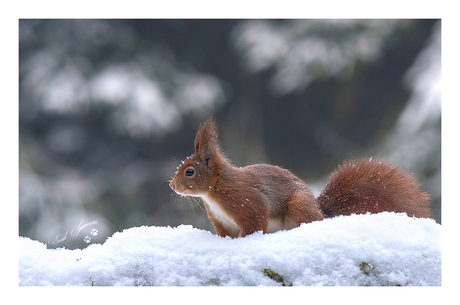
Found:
[194,117,219,154]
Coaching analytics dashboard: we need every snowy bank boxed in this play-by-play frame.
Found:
[18,212,441,286]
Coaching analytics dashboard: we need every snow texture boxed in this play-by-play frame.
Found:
[18,212,440,286]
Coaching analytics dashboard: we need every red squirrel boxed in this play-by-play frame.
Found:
[169,118,431,238]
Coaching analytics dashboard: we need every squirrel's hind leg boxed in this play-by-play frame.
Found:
[284,191,324,229]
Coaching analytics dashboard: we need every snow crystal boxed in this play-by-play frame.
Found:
[18,212,440,286]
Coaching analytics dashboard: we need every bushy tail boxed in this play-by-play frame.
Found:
[316,159,431,218]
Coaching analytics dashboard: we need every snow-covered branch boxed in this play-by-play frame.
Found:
[19,212,440,286]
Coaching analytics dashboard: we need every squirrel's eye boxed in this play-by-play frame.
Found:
[185,169,195,177]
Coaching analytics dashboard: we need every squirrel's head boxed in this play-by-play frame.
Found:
[169,118,224,197]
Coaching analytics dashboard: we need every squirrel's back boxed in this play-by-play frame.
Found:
[317,159,431,218]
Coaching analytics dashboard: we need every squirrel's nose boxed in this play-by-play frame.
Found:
[169,181,175,190]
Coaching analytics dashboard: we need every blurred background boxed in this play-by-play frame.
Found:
[19,19,441,249]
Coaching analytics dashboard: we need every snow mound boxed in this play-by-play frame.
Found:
[18,212,440,286]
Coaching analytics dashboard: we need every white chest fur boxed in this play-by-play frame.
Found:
[201,195,240,232]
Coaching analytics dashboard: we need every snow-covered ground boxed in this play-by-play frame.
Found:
[18,212,440,286]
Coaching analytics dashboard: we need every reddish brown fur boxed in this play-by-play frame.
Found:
[170,118,322,237]
[317,159,431,218]
[170,118,431,238]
